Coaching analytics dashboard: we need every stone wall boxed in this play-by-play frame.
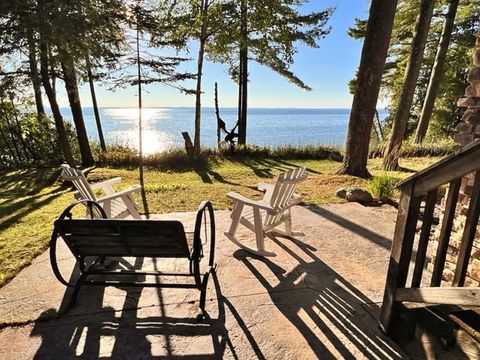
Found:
[427,203,480,287]
[426,26,480,287]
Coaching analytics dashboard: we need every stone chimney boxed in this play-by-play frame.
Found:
[427,24,480,286]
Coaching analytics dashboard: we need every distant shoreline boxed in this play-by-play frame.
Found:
[54,106,389,111]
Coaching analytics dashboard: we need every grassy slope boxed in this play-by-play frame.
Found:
[0,156,439,287]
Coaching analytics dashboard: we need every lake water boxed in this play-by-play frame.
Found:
[60,107,387,154]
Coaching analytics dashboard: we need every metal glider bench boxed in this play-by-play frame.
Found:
[50,200,216,320]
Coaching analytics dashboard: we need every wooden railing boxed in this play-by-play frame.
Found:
[379,140,480,334]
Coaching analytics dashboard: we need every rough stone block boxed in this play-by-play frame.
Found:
[471,246,480,259]
[457,97,480,108]
[442,268,454,282]
[465,277,480,287]
[463,111,480,125]
[465,83,480,96]
[474,51,480,66]
[454,132,475,146]
[470,258,480,281]
[468,67,480,82]
[456,122,474,132]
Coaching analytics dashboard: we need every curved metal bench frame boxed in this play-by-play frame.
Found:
[50,200,216,320]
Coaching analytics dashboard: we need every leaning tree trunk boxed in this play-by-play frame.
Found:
[237,0,248,146]
[86,57,106,151]
[336,0,398,178]
[414,0,459,144]
[39,40,75,167]
[27,29,45,117]
[61,59,95,167]
[383,0,435,171]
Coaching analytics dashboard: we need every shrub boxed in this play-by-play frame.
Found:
[369,174,401,201]
[98,144,343,169]
[369,139,455,159]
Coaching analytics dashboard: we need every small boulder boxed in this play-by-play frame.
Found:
[336,187,373,204]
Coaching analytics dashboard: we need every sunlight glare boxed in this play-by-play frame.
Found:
[109,108,174,154]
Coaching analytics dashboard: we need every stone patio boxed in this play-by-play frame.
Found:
[0,203,408,359]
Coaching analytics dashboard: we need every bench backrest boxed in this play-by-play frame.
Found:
[60,164,97,201]
[264,167,307,226]
[54,219,190,258]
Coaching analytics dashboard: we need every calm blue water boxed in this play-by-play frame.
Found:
[59,107,387,154]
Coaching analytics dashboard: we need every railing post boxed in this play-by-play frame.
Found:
[379,182,421,334]
[412,188,438,287]
[453,171,480,286]
[430,179,461,286]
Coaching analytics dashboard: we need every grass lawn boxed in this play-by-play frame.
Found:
[0,156,440,287]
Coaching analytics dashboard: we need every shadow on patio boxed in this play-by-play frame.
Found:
[31,263,261,359]
[234,232,404,360]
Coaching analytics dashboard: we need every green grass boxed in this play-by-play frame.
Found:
[0,155,440,287]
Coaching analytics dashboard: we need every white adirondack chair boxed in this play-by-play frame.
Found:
[224,166,308,256]
[60,164,142,219]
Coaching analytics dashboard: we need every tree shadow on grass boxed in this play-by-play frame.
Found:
[233,157,322,179]
[0,168,62,197]
[234,235,404,359]
[0,190,66,233]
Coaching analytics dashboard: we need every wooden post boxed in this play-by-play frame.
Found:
[412,188,438,287]
[453,171,480,286]
[379,183,421,334]
[430,179,461,286]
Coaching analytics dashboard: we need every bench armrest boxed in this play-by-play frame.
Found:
[227,192,274,212]
[91,177,122,190]
[96,185,141,203]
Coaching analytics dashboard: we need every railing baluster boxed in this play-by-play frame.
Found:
[379,183,421,334]
[430,179,461,286]
[412,188,438,288]
[453,171,480,286]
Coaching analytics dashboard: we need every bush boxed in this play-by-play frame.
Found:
[369,139,455,159]
[369,174,401,201]
[97,144,343,169]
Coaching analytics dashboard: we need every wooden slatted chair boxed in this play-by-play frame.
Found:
[50,199,216,320]
[60,164,141,219]
[224,166,308,256]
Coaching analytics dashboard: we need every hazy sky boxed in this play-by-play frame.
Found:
[58,1,372,109]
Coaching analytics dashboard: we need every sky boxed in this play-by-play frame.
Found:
[58,1,372,109]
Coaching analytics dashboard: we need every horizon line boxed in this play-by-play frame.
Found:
[55,106,389,110]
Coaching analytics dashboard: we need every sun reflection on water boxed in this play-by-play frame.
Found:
[105,108,174,154]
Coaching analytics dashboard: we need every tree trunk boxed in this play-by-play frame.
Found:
[214,82,221,148]
[238,0,248,146]
[9,95,37,161]
[337,0,398,178]
[39,40,75,167]
[86,57,106,151]
[61,59,95,167]
[27,29,45,117]
[383,0,435,171]
[237,51,243,144]
[136,22,149,218]
[414,0,459,144]
[1,100,24,164]
[193,37,205,155]
[0,125,17,164]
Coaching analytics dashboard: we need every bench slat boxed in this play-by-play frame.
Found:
[55,219,191,258]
